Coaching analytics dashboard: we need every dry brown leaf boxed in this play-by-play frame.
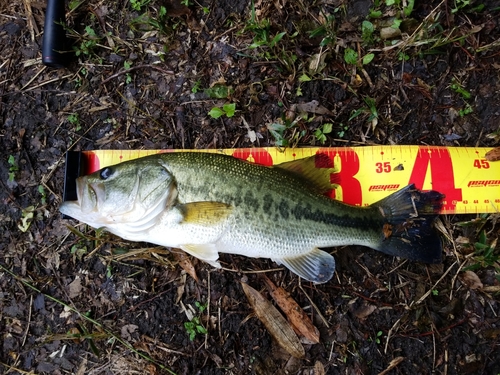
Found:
[262,275,320,344]
[68,276,83,299]
[485,146,500,161]
[296,100,334,116]
[482,285,500,293]
[314,361,326,375]
[172,250,199,282]
[460,271,484,290]
[241,282,305,358]
[352,302,377,320]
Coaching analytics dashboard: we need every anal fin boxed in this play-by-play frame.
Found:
[274,248,335,284]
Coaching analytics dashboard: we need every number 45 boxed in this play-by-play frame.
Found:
[473,159,490,169]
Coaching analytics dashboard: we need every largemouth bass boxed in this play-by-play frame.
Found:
[60,152,444,283]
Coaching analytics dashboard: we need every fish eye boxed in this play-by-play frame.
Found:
[100,167,113,180]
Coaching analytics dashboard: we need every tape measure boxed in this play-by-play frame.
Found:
[65,146,499,214]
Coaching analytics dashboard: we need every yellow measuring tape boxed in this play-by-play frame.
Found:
[79,146,499,214]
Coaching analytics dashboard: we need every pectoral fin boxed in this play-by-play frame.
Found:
[180,243,221,268]
[274,248,335,284]
[180,202,232,225]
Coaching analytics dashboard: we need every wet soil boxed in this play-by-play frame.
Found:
[1,0,500,374]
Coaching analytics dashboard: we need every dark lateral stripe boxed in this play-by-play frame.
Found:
[288,202,380,229]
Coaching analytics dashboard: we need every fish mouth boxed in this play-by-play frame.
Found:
[76,177,105,214]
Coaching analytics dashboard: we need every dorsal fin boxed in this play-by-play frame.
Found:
[274,153,339,193]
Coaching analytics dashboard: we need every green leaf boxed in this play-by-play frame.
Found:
[363,53,375,65]
[391,19,402,29]
[361,20,374,43]
[270,32,286,47]
[204,84,230,99]
[404,0,415,16]
[349,108,363,121]
[298,73,311,82]
[323,123,333,134]
[223,103,236,117]
[208,107,225,119]
[314,129,327,144]
[344,48,358,65]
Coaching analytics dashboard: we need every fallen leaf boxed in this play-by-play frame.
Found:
[460,271,483,290]
[120,324,138,341]
[68,276,83,299]
[175,272,186,304]
[241,282,305,358]
[172,250,198,282]
[314,361,326,375]
[485,147,500,161]
[262,275,320,344]
[296,100,334,116]
[352,301,377,320]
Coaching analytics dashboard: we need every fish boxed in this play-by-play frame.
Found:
[60,152,444,284]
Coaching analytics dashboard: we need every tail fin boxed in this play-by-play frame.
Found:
[372,184,444,264]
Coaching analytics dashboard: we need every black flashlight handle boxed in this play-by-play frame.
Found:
[42,0,67,68]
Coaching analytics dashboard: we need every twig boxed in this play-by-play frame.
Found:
[102,64,174,84]
[298,280,329,328]
[21,295,32,347]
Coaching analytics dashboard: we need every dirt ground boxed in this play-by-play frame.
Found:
[1,0,500,374]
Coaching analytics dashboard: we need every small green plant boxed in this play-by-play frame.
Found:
[68,113,81,131]
[129,0,150,11]
[361,20,375,44]
[241,1,286,57]
[451,79,471,99]
[370,331,383,344]
[459,103,474,117]
[267,117,306,147]
[70,243,88,262]
[314,123,333,144]
[74,26,99,57]
[18,206,35,233]
[191,80,202,93]
[432,289,439,296]
[124,60,133,84]
[7,155,18,182]
[464,229,500,281]
[349,96,378,124]
[181,0,192,5]
[344,47,374,66]
[68,0,84,11]
[337,123,349,138]
[130,6,169,35]
[451,79,474,116]
[398,51,410,61]
[344,48,358,65]
[184,301,208,341]
[309,14,337,47]
[38,185,47,205]
[204,84,232,99]
[208,103,236,119]
[451,0,470,14]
